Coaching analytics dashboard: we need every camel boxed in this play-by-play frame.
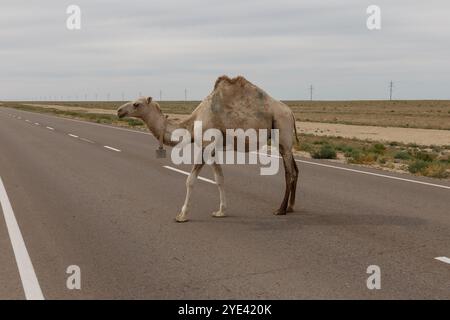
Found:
[117,76,299,222]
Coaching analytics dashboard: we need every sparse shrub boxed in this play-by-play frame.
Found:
[422,163,449,179]
[394,151,411,160]
[431,145,442,153]
[348,151,378,164]
[347,150,361,161]
[126,118,144,127]
[335,144,353,153]
[413,151,437,162]
[370,143,386,155]
[299,142,313,152]
[312,145,337,159]
[408,160,428,174]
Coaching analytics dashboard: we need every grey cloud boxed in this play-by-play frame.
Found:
[1,0,450,100]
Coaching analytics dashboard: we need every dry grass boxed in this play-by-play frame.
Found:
[286,100,450,130]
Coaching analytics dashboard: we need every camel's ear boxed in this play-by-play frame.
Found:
[146,97,153,104]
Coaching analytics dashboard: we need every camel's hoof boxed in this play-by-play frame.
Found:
[212,211,226,218]
[287,206,294,213]
[175,214,189,223]
[273,209,287,216]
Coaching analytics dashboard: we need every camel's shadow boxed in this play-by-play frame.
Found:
[194,209,426,231]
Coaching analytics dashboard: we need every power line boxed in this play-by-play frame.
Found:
[389,81,394,101]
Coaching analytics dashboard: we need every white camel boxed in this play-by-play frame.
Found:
[117,76,299,222]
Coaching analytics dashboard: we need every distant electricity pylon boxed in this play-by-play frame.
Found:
[159,90,162,101]
[309,85,314,101]
[389,81,394,100]
[185,88,187,101]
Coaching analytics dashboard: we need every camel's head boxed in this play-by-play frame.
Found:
[117,97,158,119]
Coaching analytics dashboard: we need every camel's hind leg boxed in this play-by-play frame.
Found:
[211,163,227,218]
[274,151,295,215]
[176,163,204,223]
[287,157,299,213]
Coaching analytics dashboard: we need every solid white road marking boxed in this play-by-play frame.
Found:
[46,126,54,131]
[0,177,44,300]
[68,134,78,138]
[435,257,450,264]
[252,151,450,190]
[295,159,450,190]
[104,146,121,152]
[163,166,216,184]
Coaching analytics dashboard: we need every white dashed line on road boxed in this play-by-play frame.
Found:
[80,138,95,144]
[0,177,44,300]
[46,126,54,131]
[34,123,40,126]
[435,257,450,265]
[68,134,79,138]
[104,146,121,152]
[163,166,216,184]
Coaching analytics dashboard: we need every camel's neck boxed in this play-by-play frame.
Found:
[141,111,192,147]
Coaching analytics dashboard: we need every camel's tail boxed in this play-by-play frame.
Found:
[292,112,300,146]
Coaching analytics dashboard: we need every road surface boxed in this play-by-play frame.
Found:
[0,107,449,299]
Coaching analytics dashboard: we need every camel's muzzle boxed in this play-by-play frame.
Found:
[117,110,127,118]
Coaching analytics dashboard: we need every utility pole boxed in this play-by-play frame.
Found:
[159,90,162,101]
[389,81,394,101]
[184,88,187,102]
[309,85,314,101]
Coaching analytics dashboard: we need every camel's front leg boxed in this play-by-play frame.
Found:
[211,163,227,218]
[176,164,204,222]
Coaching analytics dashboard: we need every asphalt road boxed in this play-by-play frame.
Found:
[0,106,449,299]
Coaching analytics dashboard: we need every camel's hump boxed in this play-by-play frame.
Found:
[213,75,252,90]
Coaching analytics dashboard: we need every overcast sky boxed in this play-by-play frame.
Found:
[1,0,450,100]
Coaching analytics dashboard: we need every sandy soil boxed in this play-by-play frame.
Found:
[296,122,450,146]
[169,113,450,146]
[21,104,450,146]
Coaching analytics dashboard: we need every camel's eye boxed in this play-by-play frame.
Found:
[133,103,139,108]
